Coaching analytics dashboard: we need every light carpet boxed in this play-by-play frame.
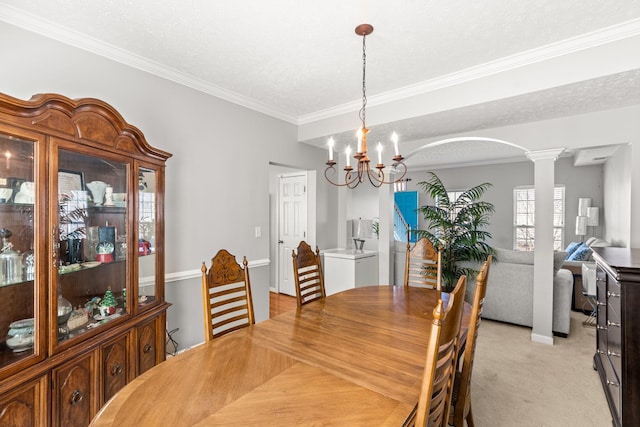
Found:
[471,311,611,427]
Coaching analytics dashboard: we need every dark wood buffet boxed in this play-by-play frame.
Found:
[592,247,640,427]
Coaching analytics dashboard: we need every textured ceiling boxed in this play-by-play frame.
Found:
[1,0,639,166]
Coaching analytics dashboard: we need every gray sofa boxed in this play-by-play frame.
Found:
[463,248,573,336]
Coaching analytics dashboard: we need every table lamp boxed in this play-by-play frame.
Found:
[352,218,373,251]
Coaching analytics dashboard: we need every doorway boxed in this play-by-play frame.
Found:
[277,172,307,296]
[269,165,316,296]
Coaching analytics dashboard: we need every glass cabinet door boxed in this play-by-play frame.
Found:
[0,132,38,369]
[55,148,129,344]
[137,167,157,309]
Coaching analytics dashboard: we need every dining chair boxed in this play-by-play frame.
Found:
[291,240,326,307]
[449,255,491,427]
[201,249,255,342]
[412,275,467,427]
[404,237,441,289]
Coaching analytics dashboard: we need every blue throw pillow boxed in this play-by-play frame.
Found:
[567,245,591,261]
[564,241,583,259]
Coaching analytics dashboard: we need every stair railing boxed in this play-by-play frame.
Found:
[394,204,410,242]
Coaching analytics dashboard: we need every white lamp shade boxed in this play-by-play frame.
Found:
[352,218,373,239]
[576,216,587,236]
[587,207,599,227]
[578,198,592,216]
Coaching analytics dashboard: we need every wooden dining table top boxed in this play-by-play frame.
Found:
[90,285,470,426]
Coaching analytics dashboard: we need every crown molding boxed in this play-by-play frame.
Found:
[0,4,299,124]
[526,148,565,161]
[2,3,639,127]
[299,18,640,125]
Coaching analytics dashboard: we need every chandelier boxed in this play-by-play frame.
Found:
[324,23,407,188]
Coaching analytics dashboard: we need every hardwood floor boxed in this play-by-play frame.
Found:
[269,292,297,317]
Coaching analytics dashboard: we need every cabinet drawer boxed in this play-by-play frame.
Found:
[52,351,97,427]
[101,333,130,404]
[601,355,621,422]
[137,320,158,375]
[596,272,608,351]
[0,375,48,427]
[607,279,621,311]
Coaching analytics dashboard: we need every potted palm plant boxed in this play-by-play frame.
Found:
[414,172,495,292]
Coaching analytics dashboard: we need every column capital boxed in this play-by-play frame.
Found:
[525,148,564,161]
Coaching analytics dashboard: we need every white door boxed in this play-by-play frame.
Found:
[278,173,307,296]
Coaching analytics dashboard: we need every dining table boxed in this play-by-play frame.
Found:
[90,285,470,426]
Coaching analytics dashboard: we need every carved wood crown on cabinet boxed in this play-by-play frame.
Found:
[0,93,172,427]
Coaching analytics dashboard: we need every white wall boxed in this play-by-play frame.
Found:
[349,156,605,251]
[0,22,337,351]
[604,144,632,247]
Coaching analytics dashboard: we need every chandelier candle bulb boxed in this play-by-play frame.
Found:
[345,146,352,168]
[328,138,334,161]
[377,143,383,165]
[392,132,399,156]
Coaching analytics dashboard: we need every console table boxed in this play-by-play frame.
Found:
[323,249,378,296]
[592,247,640,427]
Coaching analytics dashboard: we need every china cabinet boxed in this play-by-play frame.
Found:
[0,93,171,426]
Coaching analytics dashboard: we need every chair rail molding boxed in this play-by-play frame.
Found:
[164,258,271,284]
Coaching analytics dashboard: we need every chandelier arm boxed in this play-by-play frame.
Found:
[358,157,368,184]
[389,161,408,183]
[324,163,362,187]
[366,167,385,188]
[367,160,408,186]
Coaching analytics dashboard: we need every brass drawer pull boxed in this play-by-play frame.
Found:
[596,302,606,306]
[607,320,621,328]
[111,363,123,376]
[143,343,153,353]
[597,325,608,331]
[607,291,620,298]
[606,380,619,387]
[70,389,84,406]
[607,350,621,358]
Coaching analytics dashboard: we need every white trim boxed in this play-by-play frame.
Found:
[163,258,270,284]
[531,332,554,345]
[2,2,639,126]
[299,18,640,124]
[0,4,297,124]
[526,148,565,162]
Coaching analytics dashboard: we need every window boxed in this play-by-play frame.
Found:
[431,190,466,239]
[435,191,465,220]
[514,186,565,251]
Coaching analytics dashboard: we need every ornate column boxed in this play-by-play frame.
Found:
[526,148,564,345]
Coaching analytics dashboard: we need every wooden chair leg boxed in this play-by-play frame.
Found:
[466,405,475,427]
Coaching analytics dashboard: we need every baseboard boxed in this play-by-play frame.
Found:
[531,332,554,345]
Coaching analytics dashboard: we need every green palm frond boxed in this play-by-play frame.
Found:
[415,172,495,291]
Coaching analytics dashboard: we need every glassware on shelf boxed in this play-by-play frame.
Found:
[57,294,73,339]
[0,228,22,285]
[22,248,35,281]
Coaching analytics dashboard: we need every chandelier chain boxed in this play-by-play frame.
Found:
[359,33,367,129]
